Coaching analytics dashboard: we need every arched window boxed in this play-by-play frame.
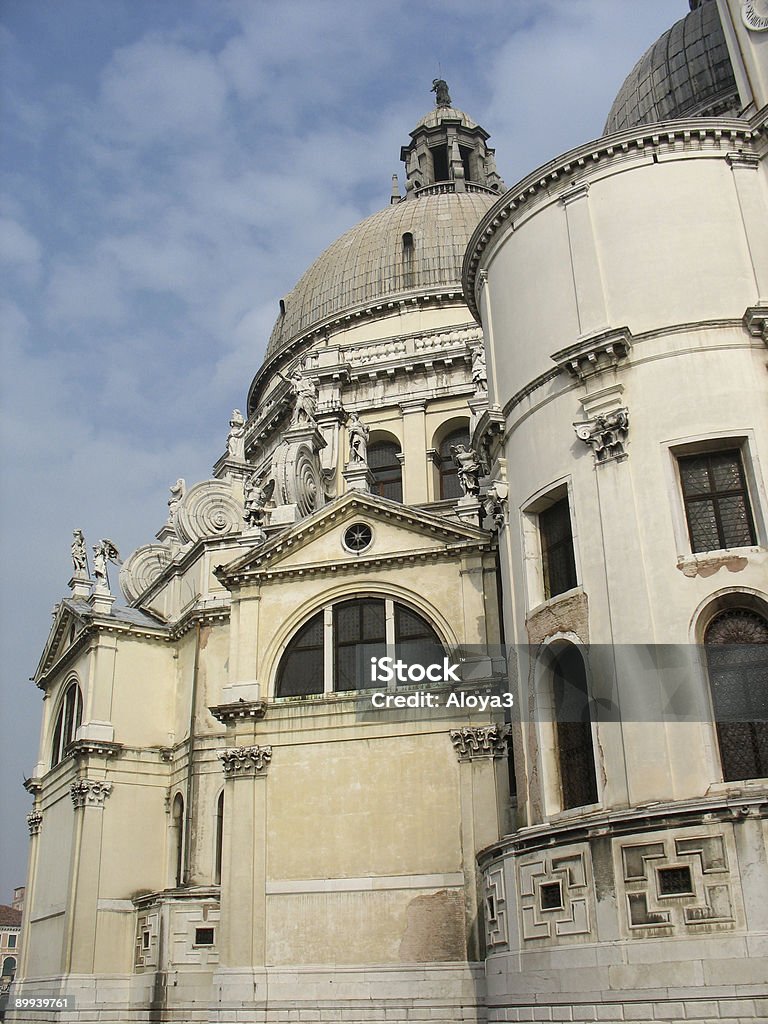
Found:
[1,956,17,980]
[368,442,402,502]
[214,791,224,885]
[51,681,83,768]
[172,794,185,888]
[552,646,598,810]
[275,598,445,697]
[438,427,470,500]
[705,607,768,781]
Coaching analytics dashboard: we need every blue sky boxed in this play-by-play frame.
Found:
[0,0,688,899]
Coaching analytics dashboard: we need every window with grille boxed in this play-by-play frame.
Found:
[368,442,403,502]
[705,607,768,782]
[275,598,444,697]
[552,646,598,810]
[51,681,83,768]
[678,450,756,553]
[657,866,693,896]
[540,497,578,599]
[438,427,470,500]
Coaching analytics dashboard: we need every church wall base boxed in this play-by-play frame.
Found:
[6,964,487,1024]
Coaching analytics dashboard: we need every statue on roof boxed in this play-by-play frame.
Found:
[227,409,246,461]
[288,364,318,428]
[92,539,121,592]
[347,412,369,465]
[167,478,186,523]
[432,78,451,108]
[451,443,481,497]
[71,529,89,578]
[243,473,274,530]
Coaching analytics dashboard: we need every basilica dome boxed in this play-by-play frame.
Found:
[264,189,499,360]
[603,0,739,134]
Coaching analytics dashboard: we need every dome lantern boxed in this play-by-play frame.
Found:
[399,82,505,197]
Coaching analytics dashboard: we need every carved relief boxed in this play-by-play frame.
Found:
[518,847,592,942]
[175,480,243,544]
[27,810,43,835]
[574,407,629,463]
[271,433,326,518]
[483,862,509,947]
[620,834,734,933]
[450,725,508,761]
[218,745,273,775]
[119,544,173,603]
[71,780,113,808]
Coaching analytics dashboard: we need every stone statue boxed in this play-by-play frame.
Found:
[451,444,481,497]
[432,78,451,108]
[92,539,121,591]
[243,474,274,529]
[289,365,318,427]
[347,412,369,465]
[71,529,88,577]
[167,478,186,522]
[471,345,487,394]
[226,409,246,461]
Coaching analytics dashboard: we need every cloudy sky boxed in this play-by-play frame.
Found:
[0,0,688,899]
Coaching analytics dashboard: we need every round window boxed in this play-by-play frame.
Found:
[343,523,373,553]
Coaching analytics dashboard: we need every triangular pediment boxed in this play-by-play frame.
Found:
[216,492,492,584]
[34,598,93,684]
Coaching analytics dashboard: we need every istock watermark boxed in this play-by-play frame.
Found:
[369,655,462,684]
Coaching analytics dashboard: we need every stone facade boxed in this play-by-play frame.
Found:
[9,3,768,1022]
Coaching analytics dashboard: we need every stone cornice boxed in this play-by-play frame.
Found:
[248,291,474,416]
[462,116,763,324]
[216,492,492,586]
[477,793,768,864]
[551,327,633,381]
[69,739,123,761]
[209,701,267,724]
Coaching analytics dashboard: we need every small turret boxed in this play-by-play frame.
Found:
[399,82,505,197]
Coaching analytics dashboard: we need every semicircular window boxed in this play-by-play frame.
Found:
[275,598,444,697]
[705,607,768,782]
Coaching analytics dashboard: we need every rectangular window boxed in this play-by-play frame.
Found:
[194,927,215,946]
[8,934,17,949]
[540,497,578,599]
[679,450,756,552]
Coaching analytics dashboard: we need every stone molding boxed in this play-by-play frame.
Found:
[574,407,629,463]
[209,701,267,725]
[551,327,632,381]
[219,745,273,775]
[71,779,113,808]
[27,810,43,836]
[743,304,768,343]
[450,725,508,761]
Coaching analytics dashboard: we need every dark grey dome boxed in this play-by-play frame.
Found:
[604,0,739,135]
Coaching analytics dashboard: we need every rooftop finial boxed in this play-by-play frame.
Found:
[431,78,451,108]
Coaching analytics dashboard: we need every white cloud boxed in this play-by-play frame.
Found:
[100,38,229,144]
